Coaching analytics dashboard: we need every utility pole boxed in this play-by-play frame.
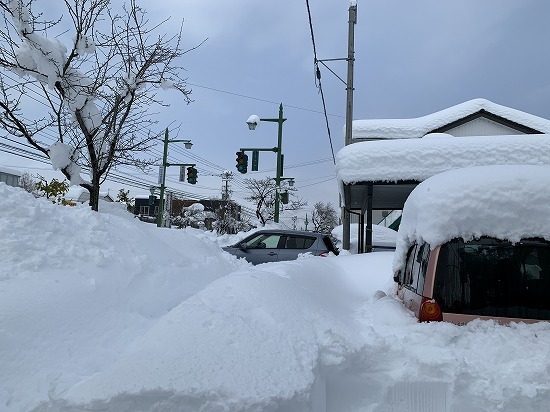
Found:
[221,171,232,201]
[274,104,284,223]
[342,1,357,251]
[157,129,170,228]
[157,128,194,228]
[317,3,356,249]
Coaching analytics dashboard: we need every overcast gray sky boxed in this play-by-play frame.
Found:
[2,0,550,227]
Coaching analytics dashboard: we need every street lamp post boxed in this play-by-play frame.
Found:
[246,103,286,223]
[157,128,193,227]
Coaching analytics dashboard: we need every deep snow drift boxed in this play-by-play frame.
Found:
[2,183,550,412]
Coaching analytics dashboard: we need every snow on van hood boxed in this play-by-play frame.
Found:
[392,165,550,272]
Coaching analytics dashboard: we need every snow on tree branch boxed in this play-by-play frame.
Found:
[0,0,197,211]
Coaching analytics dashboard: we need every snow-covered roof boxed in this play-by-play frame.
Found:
[0,165,21,176]
[393,165,550,272]
[65,187,112,201]
[336,134,550,184]
[352,98,550,139]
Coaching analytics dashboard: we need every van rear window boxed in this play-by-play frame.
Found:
[433,238,550,320]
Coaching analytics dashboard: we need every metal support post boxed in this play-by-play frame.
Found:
[248,104,286,223]
[157,128,169,227]
[342,2,357,250]
[274,104,284,223]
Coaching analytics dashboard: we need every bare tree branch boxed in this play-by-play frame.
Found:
[0,0,198,210]
[243,177,307,226]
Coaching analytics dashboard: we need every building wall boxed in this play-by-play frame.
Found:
[350,210,387,225]
[134,197,159,217]
[445,117,524,137]
[0,172,20,187]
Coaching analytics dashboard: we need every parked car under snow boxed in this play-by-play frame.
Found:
[393,165,550,324]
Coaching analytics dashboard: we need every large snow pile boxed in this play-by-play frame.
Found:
[0,184,247,410]
[393,165,550,271]
[2,183,550,412]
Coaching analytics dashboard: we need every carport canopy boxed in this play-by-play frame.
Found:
[335,133,550,252]
[343,180,418,211]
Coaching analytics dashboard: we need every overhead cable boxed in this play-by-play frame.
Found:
[305,0,337,164]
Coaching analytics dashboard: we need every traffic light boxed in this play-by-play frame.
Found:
[186,166,198,184]
[280,191,289,204]
[236,151,248,174]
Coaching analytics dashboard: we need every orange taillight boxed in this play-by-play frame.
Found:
[419,298,443,322]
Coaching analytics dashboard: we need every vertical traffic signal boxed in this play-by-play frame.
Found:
[186,166,198,184]
[236,151,248,174]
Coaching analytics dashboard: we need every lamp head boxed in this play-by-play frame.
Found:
[184,141,193,149]
[246,115,260,130]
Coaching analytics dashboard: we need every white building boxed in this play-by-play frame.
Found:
[0,166,21,188]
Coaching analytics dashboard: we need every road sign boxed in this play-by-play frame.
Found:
[252,150,259,171]
[158,166,164,184]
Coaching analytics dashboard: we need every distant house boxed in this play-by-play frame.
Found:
[133,196,243,230]
[0,166,21,188]
[338,98,550,252]
[65,187,114,204]
[134,195,159,221]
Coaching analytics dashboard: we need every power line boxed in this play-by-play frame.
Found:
[0,68,339,206]
[297,177,335,188]
[0,142,214,201]
[3,129,337,205]
[0,70,335,190]
[1,143,313,223]
[305,0,337,164]
[187,82,344,119]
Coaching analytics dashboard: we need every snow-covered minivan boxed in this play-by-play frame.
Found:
[393,165,550,324]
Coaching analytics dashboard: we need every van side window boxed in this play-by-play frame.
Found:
[403,244,417,286]
[416,243,430,294]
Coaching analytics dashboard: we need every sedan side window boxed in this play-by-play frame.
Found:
[246,234,282,249]
[284,236,315,249]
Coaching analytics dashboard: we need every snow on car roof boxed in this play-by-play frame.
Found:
[351,98,550,140]
[336,133,550,184]
[392,165,550,272]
